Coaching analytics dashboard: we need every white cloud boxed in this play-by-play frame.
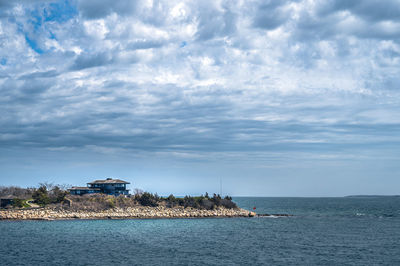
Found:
[0,0,399,160]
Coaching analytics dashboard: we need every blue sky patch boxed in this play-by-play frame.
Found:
[25,34,44,54]
[44,0,78,23]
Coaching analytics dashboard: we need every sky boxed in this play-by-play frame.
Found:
[0,0,399,196]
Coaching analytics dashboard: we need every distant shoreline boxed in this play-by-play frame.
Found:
[345,195,400,198]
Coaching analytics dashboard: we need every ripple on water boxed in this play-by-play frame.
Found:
[0,197,399,265]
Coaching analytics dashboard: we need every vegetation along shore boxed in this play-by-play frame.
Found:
[0,184,255,220]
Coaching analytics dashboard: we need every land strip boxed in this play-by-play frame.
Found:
[0,206,255,220]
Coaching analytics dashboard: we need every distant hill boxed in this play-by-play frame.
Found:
[345,195,400,198]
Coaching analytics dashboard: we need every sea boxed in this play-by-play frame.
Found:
[1,197,399,265]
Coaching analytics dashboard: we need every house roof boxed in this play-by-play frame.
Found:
[69,187,101,191]
[87,178,130,184]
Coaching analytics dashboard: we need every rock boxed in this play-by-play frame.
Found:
[0,205,256,220]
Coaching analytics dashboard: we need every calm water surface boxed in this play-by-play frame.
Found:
[1,197,399,265]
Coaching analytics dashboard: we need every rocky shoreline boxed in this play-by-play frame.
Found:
[0,206,256,220]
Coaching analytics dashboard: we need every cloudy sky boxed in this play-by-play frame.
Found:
[1,0,399,196]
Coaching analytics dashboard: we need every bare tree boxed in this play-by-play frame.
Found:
[0,186,33,198]
[134,188,144,196]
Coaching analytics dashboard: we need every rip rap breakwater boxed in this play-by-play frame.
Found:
[0,206,256,220]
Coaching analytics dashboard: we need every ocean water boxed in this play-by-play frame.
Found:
[1,197,399,265]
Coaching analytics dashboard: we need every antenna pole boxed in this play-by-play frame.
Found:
[220,177,222,196]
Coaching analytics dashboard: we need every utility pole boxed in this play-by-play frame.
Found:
[220,177,222,196]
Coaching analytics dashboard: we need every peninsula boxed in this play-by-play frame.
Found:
[0,179,255,220]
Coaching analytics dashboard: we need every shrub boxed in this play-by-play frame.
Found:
[211,193,222,206]
[32,185,51,206]
[183,196,199,208]
[199,198,214,210]
[12,198,26,208]
[49,186,68,204]
[106,197,116,208]
[138,192,159,207]
[164,194,179,207]
[115,195,135,208]
[220,198,237,209]
[161,192,237,210]
[32,184,68,206]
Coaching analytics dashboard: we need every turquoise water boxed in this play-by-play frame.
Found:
[1,197,399,265]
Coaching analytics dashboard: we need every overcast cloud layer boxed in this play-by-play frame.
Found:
[1,0,399,195]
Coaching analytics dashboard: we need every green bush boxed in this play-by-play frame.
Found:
[49,186,67,204]
[161,193,237,210]
[199,198,214,210]
[32,184,68,206]
[138,192,159,207]
[32,185,50,206]
[12,198,26,208]
[107,197,116,208]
